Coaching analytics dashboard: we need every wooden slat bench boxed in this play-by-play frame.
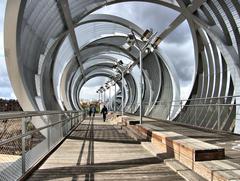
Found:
[123,122,225,167]
[119,116,240,181]
[194,160,240,181]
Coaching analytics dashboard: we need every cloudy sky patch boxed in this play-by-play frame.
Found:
[0,0,15,99]
[95,2,180,33]
[80,76,119,100]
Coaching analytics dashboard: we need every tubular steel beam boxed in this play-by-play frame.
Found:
[58,0,85,77]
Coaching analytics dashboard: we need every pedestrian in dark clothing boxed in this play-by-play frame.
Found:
[88,107,92,117]
[92,105,96,117]
[89,105,96,119]
[101,105,108,122]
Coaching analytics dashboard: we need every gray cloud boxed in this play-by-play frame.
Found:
[0,55,15,99]
[0,0,16,99]
[0,58,15,99]
[164,20,192,44]
[0,87,16,99]
[0,76,11,87]
[95,2,179,33]
[80,86,99,100]
[160,35,195,82]
[80,76,120,100]
[0,0,6,29]
[95,2,192,52]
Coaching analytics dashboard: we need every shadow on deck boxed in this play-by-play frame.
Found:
[28,115,184,181]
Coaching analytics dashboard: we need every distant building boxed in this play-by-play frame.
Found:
[0,99,22,112]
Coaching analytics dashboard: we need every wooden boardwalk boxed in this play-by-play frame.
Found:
[28,115,184,181]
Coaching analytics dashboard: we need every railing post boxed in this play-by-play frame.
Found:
[218,99,220,130]
[61,114,66,136]
[70,113,73,129]
[47,117,51,150]
[76,112,79,124]
[194,103,197,126]
[75,112,77,126]
[168,102,171,121]
[75,112,77,125]
[21,117,27,175]
[78,112,80,124]
[180,100,182,121]
[75,112,78,125]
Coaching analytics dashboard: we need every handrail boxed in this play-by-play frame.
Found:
[141,94,240,104]
[0,110,80,120]
[179,104,238,107]
[0,112,83,146]
[140,102,238,107]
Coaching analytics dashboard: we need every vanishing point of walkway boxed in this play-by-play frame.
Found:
[28,115,184,181]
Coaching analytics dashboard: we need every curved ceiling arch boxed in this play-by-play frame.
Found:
[5,0,240,133]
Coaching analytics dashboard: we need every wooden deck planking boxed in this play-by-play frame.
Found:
[127,115,240,161]
[28,116,184,181]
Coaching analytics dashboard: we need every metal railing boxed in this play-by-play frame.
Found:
[124,95,240,133]
[0,111,85,180]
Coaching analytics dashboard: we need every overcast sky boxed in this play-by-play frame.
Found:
[0,0,15,99]
[0,1,194,101]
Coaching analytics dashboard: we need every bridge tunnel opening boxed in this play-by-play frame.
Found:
[4,0,240,133]
[79,76,120,112]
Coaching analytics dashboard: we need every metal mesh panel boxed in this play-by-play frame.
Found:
[0,138,22,181]
[0,111,84,180]
[0,119,22,154]
[126,95,237,133]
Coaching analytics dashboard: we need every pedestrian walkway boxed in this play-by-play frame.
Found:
[28,115,184,181]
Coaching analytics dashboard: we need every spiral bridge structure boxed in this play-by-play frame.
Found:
[4,0,240,133]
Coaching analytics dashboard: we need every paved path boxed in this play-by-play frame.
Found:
[28,115,184,181]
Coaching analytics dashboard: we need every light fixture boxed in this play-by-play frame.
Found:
[100,86,104,91]
[118,60,124,65]
[122,43,131,51]
[144,47,151,54]
[141,29,153,42]
[105,84,110,89]
[126,33,135,46]
[113,67,117,72]
[122,33,136,51]
[152,36,161,49]
[125,70,130,74]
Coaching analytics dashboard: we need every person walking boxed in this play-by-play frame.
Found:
[89,105,96,120]
[101,105,108,122]
[88,105,92,118]
[92,105,96,118]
